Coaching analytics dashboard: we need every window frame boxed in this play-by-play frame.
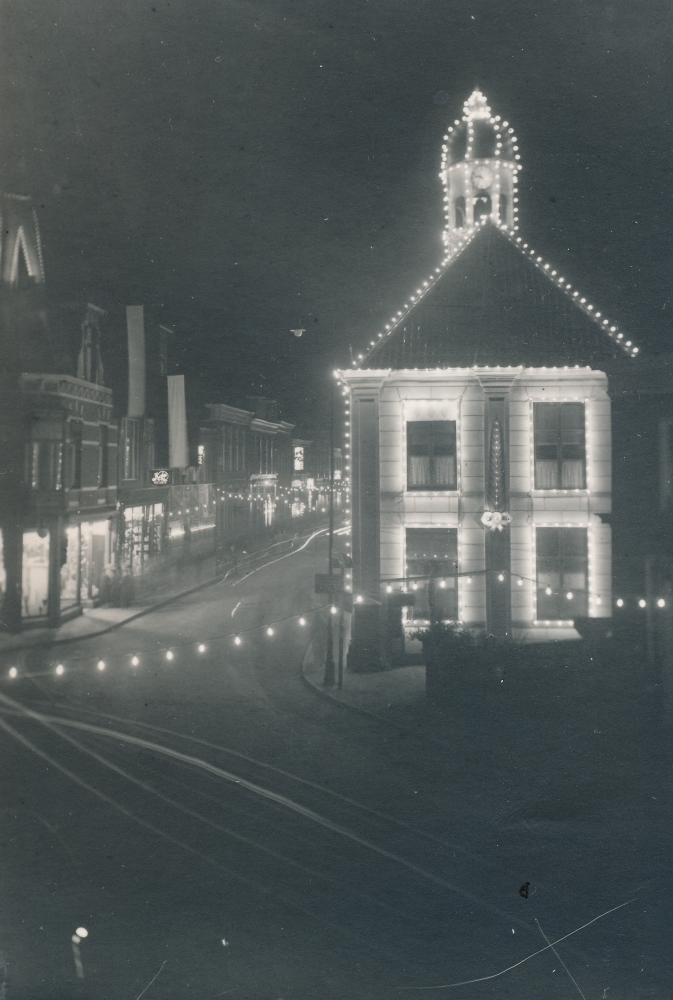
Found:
[406,420,457,492]
[121,417,141,482]
[404,527,458,622]
[68,419,83,490]
[533,401,587,491]
[535,526,589,622]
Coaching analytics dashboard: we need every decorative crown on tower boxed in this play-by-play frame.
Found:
[463,89,491,120]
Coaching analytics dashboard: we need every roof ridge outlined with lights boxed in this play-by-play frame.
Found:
[353,220,639,371]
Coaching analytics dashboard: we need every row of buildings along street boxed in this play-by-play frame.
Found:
[0,207,344,631]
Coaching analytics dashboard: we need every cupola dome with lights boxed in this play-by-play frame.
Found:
[440,88,521,248]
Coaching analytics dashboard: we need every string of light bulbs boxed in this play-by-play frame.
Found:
[2,602,341,682]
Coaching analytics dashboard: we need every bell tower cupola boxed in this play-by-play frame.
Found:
[440,89,521,250]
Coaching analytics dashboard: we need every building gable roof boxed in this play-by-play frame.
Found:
[357,222,638,370]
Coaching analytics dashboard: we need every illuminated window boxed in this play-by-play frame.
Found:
[407,421,457,490]
[455,196,466,229]
[28,422,63,490]
[121,417,140,481]
[534,403,586,489]
[294,445,304,471]
[536,528,588,619]
[68,420,83,490]
[406,528,457,621]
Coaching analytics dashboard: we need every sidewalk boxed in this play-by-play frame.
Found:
[301,621,428,727]
[0,523,332,656]
[0,573,226,656]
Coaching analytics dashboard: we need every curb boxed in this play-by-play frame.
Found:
[299,633,406,729]
[299,627,458,750]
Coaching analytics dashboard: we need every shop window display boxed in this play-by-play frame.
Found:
[22,531,50,618]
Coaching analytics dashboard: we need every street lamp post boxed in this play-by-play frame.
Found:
[324,378,336,686]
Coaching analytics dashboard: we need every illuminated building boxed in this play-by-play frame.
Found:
[337,90,637,666]
[0,211,118,629]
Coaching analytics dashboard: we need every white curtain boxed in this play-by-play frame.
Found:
[561,460,584,489]
[433,456,455,487]
[535,460,558,488]
[409,456,431,486]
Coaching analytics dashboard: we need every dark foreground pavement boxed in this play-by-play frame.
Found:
[0,531,671,1000]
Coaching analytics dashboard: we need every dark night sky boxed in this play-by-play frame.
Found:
[1,0,671,429]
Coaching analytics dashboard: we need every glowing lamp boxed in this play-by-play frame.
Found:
[55,664,65,675]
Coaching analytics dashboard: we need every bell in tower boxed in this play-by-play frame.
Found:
[439,89,522,250]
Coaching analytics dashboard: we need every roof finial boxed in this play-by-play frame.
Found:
[463,89,491,120]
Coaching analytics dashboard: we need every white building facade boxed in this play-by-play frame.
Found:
[338,91,639,664]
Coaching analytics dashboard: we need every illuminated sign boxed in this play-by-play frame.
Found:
[294,446,304,471]
[150,470,170,486]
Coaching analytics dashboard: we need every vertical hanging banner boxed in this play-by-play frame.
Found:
[168,374,188,469]
[126,305,146,417]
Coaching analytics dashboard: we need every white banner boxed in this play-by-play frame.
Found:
[168,374,188,468]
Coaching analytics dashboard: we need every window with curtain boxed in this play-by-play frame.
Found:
[405,528,458,621]
[534,402,586,489]
[407,421,457,490]
[536,527,588,620]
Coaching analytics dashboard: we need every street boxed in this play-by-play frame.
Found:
[0,531,670,1000]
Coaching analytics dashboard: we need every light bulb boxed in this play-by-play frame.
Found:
[299,617,306,626]
[97,660,105,671]
[198,644,206,653]
[166,650,174,661]
[131,655,139,666]
[616,598,624,607]
[8,667,17,678]
[266,628,274,636]
[234,635,242,645]
[55,664,64,675]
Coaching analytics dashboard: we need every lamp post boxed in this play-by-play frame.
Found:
[323,377,336,686]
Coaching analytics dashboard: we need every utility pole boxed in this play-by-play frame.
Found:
[323,378,336,685]
[337,603,345,689]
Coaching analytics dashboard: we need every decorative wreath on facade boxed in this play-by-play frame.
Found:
[480,510,513,532]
